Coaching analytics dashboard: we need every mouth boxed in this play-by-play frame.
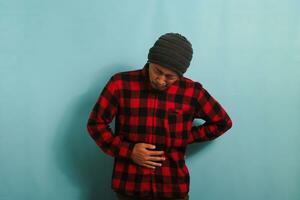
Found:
[151,81,167,90]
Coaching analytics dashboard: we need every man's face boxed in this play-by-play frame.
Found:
[148,63,179,91]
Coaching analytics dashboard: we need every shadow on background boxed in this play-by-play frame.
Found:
[53,64,132,200]
[187,141,211,159]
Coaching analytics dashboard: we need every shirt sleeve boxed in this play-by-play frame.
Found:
[188,83,233,144]
[86,75,134,159]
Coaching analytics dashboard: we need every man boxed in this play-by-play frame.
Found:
[87,33,233,200]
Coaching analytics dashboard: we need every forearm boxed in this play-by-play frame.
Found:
[188,116,232,143]
[87,116,134,159]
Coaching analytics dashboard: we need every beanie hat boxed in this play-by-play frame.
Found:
[147,33,193,76]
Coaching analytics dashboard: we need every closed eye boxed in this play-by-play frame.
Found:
[154,67,177,79]
[154,67,163,75]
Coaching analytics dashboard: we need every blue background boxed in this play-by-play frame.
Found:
[1,1,299,199]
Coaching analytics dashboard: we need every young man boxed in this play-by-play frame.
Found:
[87,33,233,200]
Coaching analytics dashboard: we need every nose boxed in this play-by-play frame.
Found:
[156,75,166,86]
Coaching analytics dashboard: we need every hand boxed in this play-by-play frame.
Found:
[130,143,166,169]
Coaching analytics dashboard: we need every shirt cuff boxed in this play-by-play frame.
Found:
[118,141,135,159]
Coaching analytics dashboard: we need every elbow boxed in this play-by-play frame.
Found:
[227,118,233,130]
[218,117,233,133]
[86,119,93,135]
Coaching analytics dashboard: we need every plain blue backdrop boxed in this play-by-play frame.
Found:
[0,1,299,200]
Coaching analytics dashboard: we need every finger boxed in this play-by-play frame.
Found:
[143,143,156,150]
[148,156,166,162]
[148,150,165,156]
[145,161,162,167]
[142,163,156,169]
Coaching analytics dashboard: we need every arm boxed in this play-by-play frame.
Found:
[188,83,233,144]
[86,75,134,159]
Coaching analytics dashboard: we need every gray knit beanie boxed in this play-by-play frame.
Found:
[147,33,193,76]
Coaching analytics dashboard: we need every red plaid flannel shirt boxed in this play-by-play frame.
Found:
[87,63,232,199]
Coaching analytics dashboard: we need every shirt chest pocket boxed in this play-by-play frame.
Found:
[164,108,193,147]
